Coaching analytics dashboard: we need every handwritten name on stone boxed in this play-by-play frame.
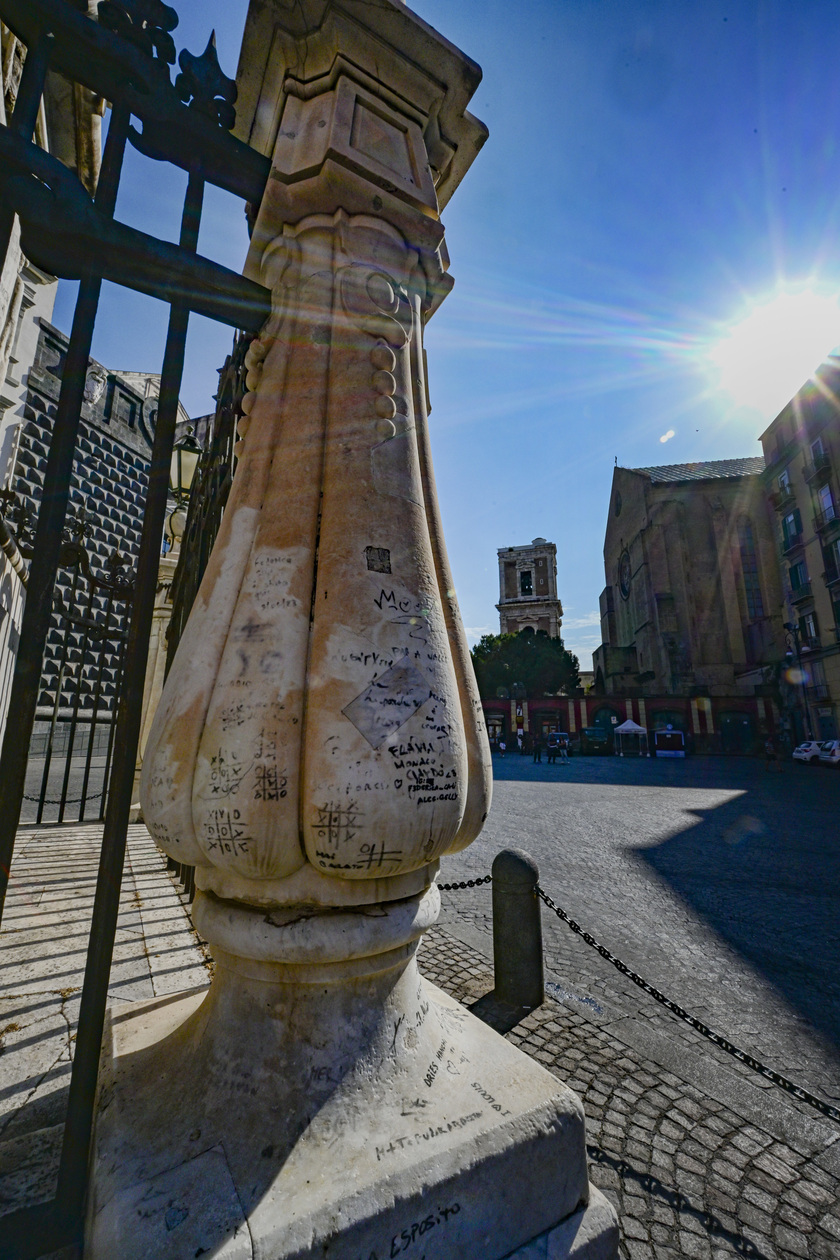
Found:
[375,1108,481,1161]
[352,1203,462,1260]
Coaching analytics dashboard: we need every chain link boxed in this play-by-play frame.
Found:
[22,789,103,805]
[436,874,492,891]
[537,886,840,1125]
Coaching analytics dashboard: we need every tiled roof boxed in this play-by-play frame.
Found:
[630,457,765,484]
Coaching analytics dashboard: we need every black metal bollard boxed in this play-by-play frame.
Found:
[492,848,544,1010]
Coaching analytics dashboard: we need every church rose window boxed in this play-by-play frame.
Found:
[618,550,631,600]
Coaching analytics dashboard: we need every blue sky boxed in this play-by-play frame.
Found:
[53,0,840,666]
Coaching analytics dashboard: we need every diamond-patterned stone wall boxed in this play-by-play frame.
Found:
[15,320,157,718]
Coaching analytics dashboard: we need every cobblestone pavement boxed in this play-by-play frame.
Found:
[436,755,840,1107]
[421,925,840,1260]
[1,819,838,1259]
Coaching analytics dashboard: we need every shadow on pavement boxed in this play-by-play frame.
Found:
[468,990,537,1034]
[488,753,840,1061]
[627,767,840,1058]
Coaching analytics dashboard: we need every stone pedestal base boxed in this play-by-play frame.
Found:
[85,931,617,1259]
[509,1189,619,1258]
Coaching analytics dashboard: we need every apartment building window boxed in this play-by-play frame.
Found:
[825,537,840,583]
[800,610,819,647]
[519,570,533,596]
[781,509,802,547]
[811,436,825,460]
[778,467,791,493]
[789,559,808,591]
[738,517,764,618]
[817,482,836,522]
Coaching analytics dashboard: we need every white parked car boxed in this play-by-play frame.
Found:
[818,739,840,766]
[793,741,824,764]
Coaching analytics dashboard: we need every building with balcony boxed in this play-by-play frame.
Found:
[496,538,563,637]
[593,459,786,713]
[759,356,840,741]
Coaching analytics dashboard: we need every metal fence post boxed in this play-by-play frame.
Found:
[492,848,544,1010]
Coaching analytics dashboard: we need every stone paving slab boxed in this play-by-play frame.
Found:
[0,824,210,1222]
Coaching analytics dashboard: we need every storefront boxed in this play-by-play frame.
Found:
[480,693,777,754]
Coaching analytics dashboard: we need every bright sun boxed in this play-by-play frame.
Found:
[710,290,840,420]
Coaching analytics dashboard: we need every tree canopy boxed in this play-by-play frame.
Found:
[470,630,581,700]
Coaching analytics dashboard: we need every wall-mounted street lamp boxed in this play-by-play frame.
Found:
[169,427,201,504]
[166,427,201,550]
[783,620,812,740]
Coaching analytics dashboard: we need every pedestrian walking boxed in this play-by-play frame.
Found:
[764,735,782,772]
[533,738,542,764]
[559,739,569,765]
[498,740,506,757]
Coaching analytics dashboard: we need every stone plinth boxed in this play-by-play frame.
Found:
[84,1,618,1256]
[88,895,605,1259]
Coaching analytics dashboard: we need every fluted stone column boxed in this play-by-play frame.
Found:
[85,3,618,1257]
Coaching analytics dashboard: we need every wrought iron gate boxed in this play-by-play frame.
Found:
[161,329,247,903]
[0,2,272,1254]
[165,329,248,670]
[25,514,134,825]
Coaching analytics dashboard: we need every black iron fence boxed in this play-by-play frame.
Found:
[0,2,271,1254]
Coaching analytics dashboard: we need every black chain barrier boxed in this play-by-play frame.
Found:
[536,886,840,1126]
[22,790,103,805]
[434,873,840,1126]
[437,875,492,891]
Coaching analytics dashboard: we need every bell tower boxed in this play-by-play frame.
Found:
[497,537,563,636]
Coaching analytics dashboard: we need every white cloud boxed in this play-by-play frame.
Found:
[659,428,675,443]
[562,611,600,630]
[464,624,494,646]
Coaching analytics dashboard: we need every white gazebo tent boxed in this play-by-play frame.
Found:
[613,718,649,757]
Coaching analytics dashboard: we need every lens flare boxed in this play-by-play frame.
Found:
[709,290,840,420]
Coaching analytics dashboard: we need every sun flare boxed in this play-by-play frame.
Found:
[710,290,840,420]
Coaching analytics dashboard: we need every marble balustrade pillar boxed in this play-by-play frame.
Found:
[84,5,619,1257]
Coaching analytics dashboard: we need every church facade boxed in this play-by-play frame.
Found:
[593,459,786,699]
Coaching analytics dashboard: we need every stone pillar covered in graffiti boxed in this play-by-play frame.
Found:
[85,3,618,1257]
